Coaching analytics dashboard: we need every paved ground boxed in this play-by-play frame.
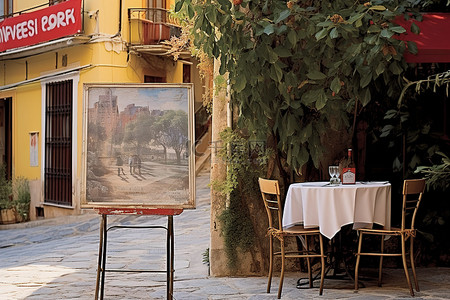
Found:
[1,169,450,299]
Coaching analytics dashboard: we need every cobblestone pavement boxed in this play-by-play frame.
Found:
[1,170,449,299]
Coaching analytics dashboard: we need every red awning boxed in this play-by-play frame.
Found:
[394,13,450,63]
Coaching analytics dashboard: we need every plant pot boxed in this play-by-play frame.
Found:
[0,208,16,224]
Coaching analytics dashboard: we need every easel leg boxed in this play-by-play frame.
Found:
[100,215,108,300]
[95,215,105,299]
[167,215,174,300]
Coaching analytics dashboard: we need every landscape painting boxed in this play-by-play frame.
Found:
[81,84,195,208]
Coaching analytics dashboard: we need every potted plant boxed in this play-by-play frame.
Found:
[0,163,13,224]
[12,177,31,222]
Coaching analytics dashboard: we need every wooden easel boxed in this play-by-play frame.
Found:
[93,207,183,300]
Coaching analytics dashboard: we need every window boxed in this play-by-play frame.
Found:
[0,0,13,18]
[144,75,165,83]
[44,80,73,206]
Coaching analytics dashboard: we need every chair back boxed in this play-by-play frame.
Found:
[258,178,283,231]
[401,179,426,231]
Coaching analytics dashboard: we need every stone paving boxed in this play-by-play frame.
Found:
[1,169,450,299]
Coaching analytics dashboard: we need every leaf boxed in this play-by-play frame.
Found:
[286,115,297,136]
[187,4,195,18]
[233,76,247,92]
[307,70,327,80]
[315,90,328,110]
[375,62,385,77]
[348,13,364,25]
[263,24,275,35]
[301,89,319,105]
[380,29,394,38]
[287,30,297,45]
[411,22,420,34]
[389,62,402,75]
[315,28,328,41]
[360,88,371,106]
[329,27,339,39]
[360,71,372,88]
[380,124,394,137]
[367,25,381,33]
[274,46,291,57]
[365,34,377,44]
[174,0,183,13]
[274,9,291,24]
[299,123,312,143]
[370,5,386,11]
[390,26,406,34]
[267,47,279,63]
[330,76,341,94]
[296,147,309,171]
[384,109,397,119]
[407,41,418,55]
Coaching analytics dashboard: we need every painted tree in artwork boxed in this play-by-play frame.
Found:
[153,110,189,164]
[123,114,156,155]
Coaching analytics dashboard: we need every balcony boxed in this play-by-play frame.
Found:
[128,8,182,49]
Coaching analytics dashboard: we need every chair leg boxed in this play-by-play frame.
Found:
[305,235,313,288]
[278,240,285,299]
[354,232,363,291]
[318,234,325,296]
[267,235,273,293]
[378,235,384,287]
[401,234,414,296]
[410,236,420,292]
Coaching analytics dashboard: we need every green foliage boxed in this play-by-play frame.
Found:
[415,152,450,190]
[12,177,31,221]
[175,0,420,173]
[218,189,256,268]
[202,248,210,266]
[211,128,270,267]
[0,164,12,210]
[0,166,30,222]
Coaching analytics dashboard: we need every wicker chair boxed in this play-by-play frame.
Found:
[259,178,325,298]
[354,179,426,296]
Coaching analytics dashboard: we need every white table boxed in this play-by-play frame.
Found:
[282,182,391,240]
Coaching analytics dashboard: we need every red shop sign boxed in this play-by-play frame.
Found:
[0,0,82,52]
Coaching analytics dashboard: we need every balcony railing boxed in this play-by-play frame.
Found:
[128,8,181,45]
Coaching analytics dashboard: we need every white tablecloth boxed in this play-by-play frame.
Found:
[282,182,391,240]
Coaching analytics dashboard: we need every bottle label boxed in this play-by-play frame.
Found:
[342,168,356,184]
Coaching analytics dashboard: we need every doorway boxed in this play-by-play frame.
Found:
[0,97,12,180]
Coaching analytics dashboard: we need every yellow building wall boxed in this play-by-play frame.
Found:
[3,0,193,220]
[12,83,42,180]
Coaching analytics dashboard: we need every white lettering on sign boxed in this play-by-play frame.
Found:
[0,7,75,43]
[0,19,39,43]
[42,8,75,32]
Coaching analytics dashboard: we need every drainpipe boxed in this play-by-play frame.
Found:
[112,0,122,37]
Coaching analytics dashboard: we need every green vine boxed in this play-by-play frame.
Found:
[211,128,271,267]
[175,0,424,174]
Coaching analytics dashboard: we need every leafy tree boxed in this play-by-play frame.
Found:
[175,0,420,178]
[123,113,156,155]
[153,110,189,164]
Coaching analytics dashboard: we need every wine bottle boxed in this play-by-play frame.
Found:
[342,148,356,184]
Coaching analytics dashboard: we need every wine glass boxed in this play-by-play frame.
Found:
[334,166,341,185]
[328,166,336,184]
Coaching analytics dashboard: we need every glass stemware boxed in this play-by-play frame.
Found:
[329,166,336,185]
[328,166,340,185]
[334,166,341,185]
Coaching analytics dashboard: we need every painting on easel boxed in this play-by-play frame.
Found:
[81,83,195,209]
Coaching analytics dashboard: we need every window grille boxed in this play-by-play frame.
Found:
[44,80,72,206]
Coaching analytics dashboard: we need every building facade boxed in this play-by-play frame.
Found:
[0,0,205,220]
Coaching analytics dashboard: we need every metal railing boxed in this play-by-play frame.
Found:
[128,8,181,45]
